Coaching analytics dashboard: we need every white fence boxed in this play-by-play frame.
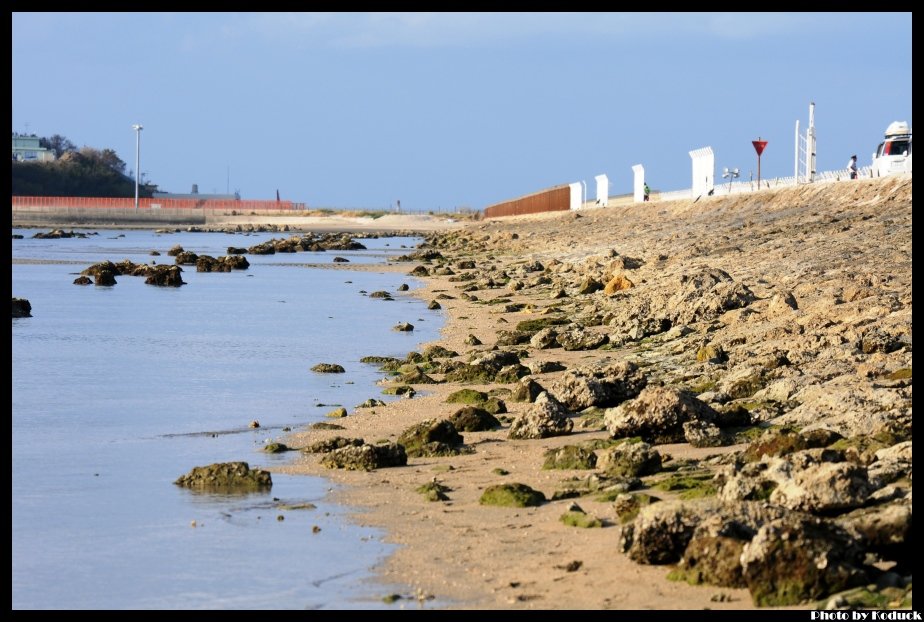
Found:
[656,165,873,201]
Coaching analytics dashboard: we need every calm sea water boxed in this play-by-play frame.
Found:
[11,228,442,609]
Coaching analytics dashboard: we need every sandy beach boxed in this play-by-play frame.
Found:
[274,176,913,610]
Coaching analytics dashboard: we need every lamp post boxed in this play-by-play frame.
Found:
[132,124,143,209]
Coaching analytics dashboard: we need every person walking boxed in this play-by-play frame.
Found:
[847,155,859,180]
[643,182,651,202]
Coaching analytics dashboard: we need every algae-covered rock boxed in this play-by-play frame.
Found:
[416,481,452,502]
[510,377,545,403]
[672,503,793,589]
[613,493,659,524]
[382,385,416,397]
[325,407,348,418]
[741,515,868,606]
[310,422,345,431]
[619,500,708,564]
[542,445,597,470]
[560,511,603,528]
[356,398,386,408]
[174,461,272,491]
[481,397,507,414]
[597,441,662,477]
[397,419,465,457]
[302,436,364,454]
[320,443,407,471]
[743,427,839,462]
[312,363,346,373]
[446,389,488,404]
[448,406,500,432]
[393,322,414,332]
[479,483,545,508]
[262,442,291,453]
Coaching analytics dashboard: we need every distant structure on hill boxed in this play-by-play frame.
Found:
[153,183,240,201]
[11,133,55,162]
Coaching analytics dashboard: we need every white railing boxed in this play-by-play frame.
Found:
[653,165,874,201]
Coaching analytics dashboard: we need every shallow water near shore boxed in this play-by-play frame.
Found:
[12,228,441,609]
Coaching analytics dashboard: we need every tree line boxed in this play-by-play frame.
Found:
[12,133,158,198]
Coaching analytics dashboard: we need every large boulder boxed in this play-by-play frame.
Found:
[302,436,364,454]
[95,270,117,286]
[443,350,529,384]
[144,265,185,287]
[741,515,869,606]
[548,361,647,410]
[542,445,597,470]
[836,500,913,572]
[12,298,32,318]
[508,392,573,440]
[448,406,500,432]
[510,377,545,403]
[174,461,272,490]
[320,443,407,471]
[397,419,465,457]
[530,327,559,349]
[556,325,608,351]
[604,386,719,443]
[597,441,662,477]
[619,500,710,564]
[867,441,912,488]
[718,449,873,514]
[672,502,792,588]
[173,251,199,265]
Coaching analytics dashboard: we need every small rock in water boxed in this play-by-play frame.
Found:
[312,525,321,533]
[249,420,261,429]
[276,515,285,521]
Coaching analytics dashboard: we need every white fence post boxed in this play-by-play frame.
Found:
[569,182,582,210]
[632,165,645,203]
[594,174,609,207]
[689,147,714,199]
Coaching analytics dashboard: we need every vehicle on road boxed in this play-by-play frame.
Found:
[871,121,912,177]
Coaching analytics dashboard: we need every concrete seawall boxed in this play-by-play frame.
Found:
[10,206,318,228]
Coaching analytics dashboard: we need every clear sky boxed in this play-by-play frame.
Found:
[12,12,912,210]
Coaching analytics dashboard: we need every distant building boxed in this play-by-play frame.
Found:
[12,133,55,162]
[153,183,239,201]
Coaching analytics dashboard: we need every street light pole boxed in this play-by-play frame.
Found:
[132,124,143,209]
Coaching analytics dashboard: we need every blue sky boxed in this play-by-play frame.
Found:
[12,12,912,210]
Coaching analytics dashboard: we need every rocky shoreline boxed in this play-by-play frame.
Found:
[272,177,912,609]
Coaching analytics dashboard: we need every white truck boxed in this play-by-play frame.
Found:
[871,121,912,177]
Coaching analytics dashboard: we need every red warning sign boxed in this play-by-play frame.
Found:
[752,140,768,156]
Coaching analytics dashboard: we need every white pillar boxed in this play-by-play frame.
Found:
[794,118,800,183]
[689,147,714,198]
[632,165,645,203]
[594,174,609,207]
[568,182,582,210]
